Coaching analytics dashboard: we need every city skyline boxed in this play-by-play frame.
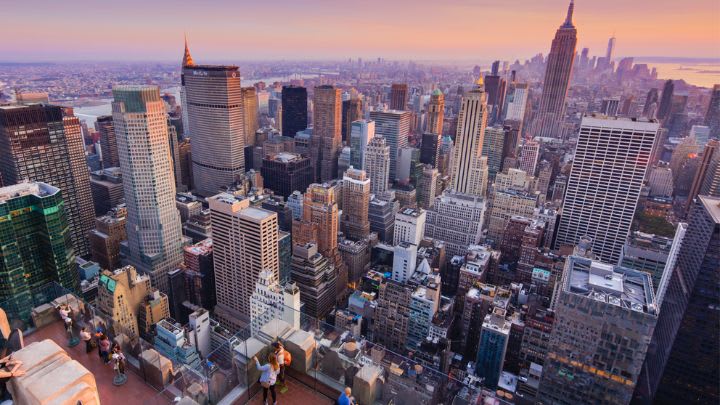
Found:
[1,0,718,62]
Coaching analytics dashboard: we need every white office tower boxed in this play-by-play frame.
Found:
[182,57,245,196]
[250,269,302,335]
[350,120,375,170]
[392,242,418,283]
[450,77,489,196]
[555,116,659,263]
[188,308,211,358]
[503,83,529,122]
[393,207,426,246]
[369,109,412,182]
[424,190,487,257]
[209,193,279,330]
[365,136,391,196]
[112,85,184,293]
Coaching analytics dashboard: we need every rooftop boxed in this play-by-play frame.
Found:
[565,256,657,315]
[0,181,58,202]
[700,195,720,224]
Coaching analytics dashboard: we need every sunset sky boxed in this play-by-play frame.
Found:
[2,0,719,62]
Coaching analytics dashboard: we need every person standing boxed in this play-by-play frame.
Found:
[272,342,288,388]
[98,335,111,364]
[79,327,93,353]
[253,353,279,405]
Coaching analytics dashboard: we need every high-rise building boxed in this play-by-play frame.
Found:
[394,207,426,246]
[242,87,259,146]
[600,97,620,116]
[417,165,439,209]
[369,195,399,243]
[281,85,308,138]
[89,167,124,216]
[531,1,577,138]
[390,83,409,110]
[484,73,507,124]
[341,168,371,241]
[424,191,486,257]
[635,196,719,404]
[420,132,441,168]
[364,136,391,196]
[685,139,720,216]
[657,79,675,121]
[182,44,245,196]
[539,257,658,404]
[312,85,342,182]
[450,78,489,196]
[89,207,127,271]
[342,98,363,143]
[97,115,119,168]
[349,119,375,170]
[0,182,78,320]
[209,194,278,329]
[517,139,540,176]
[290,243,337,318]
[487,189,538,243]
[0,104,95,257]
[112,85,185,293]
[250,269,301,333]
[426,89,445,135]
[503,82,529,122]
[370,110,412,182]
[555,116,659,263]
[482,126,506,181]
[647,165,674,197]
[606,35,616,62]
[619,231,674,293]
[643,88,660,118]
[704,84,720,136]
[373,279,413,352]
[260,152,314,199]
[97,265,170,339]
[475,307,511,389]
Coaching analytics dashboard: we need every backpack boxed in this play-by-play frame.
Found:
[282,349,292,366]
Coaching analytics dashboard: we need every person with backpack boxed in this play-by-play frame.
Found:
[271,341,290,388]
[253,353,279,405]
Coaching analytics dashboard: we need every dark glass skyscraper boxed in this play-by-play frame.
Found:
[635,196,719,404]
[0,104,96,257]
[390,83,408,111]
[531,0,577,138]
[281,85,308,138]
[0,182,78,321]
[341,98,362,142]
[657,79,675,120]
[704,84,720,136]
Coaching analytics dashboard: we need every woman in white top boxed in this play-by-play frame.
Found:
[253,353,279,405]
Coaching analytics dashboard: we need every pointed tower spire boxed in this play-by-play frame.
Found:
[563,0,575,27]
[182,33,195,67]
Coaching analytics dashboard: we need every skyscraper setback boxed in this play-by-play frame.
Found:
[0,104,95,257]
[112,85,184,293]
[531,0,577,138]
[181,41,245,196]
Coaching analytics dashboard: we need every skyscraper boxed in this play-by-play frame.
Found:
[605,35,616,62]
[0,104,95,257]
[503,82,529,122]
[704,84,720,136]
[450,78,489,196]
[685,139,719,216]
[426,89,445,135]
[341,168,371,241]
[281,85,308,138]
[242,87,259,146]
[555,116,659,263]
[419,132,441,167]
[540,257,658,404]
[312,85,342,182]
[97,115,119,168]
[517,139,540,176]
[260,152,314,199]
[531,0,577,138]
[342,98,363,143]
[390,83,409,110]
[349,119,375,170]
[424,191,487,257]
[209,194,278,329]
[481,126,505,181]
[369,110,411,182]
[182,44,245,196]
[657,79,675,121]
[0,182,77,320]
[364,136,391,196]
[643,88,660,118]
[112,85,184,293]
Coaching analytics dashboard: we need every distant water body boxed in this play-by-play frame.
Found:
[643,62,720,88]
